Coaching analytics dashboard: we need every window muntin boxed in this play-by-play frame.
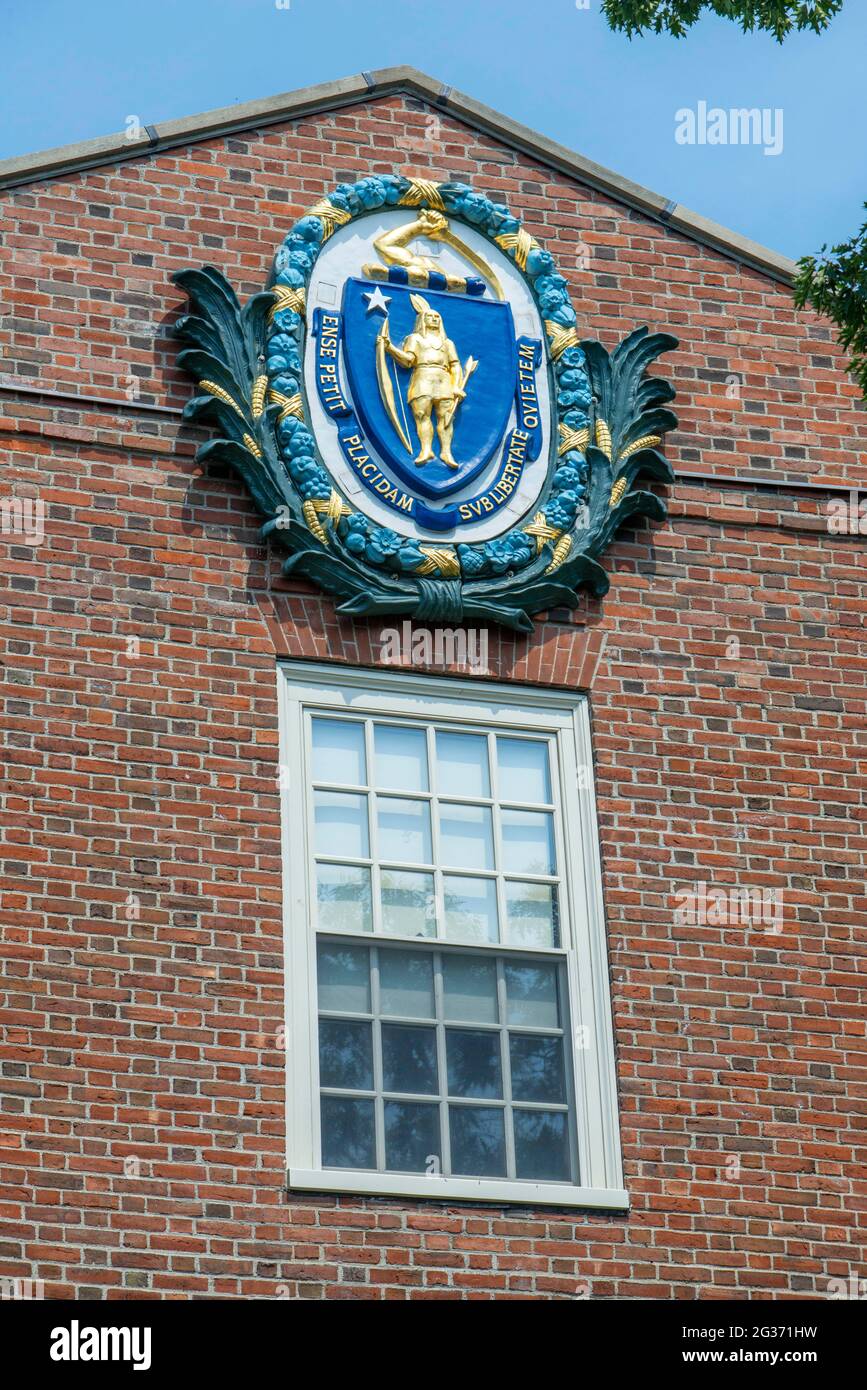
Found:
[317,940,576,1183]
[280,665,626,1210]
[310,713,563,949]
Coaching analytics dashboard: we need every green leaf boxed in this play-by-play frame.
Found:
[176,349,250,420]
[197,439,292,518]
[601,1,842,43]
[581,327,679,464]
[172,266,255,387]
[794,203,867,398]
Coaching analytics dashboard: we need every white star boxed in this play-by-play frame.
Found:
[363,285,392,315]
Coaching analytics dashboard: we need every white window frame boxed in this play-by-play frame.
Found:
[278,660,627,1210]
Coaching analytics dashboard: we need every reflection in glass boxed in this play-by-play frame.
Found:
[316,862,372,933]
[439,802,494,871]
[500,809,555,875]
[446,1028,502,1099]
[496,736,551,804]
[382,1023,438,1094]
[449,1105,506,1177]
[377,797,431,865]
[509,1034,566,1103]
[384,1101,440,1173]
[318,1018,373,1090]
[443,875,498,944]
[311,717,366,786]
[442,954,498,1024]
[504,960,559,1028]
[317,941,370,1013]
[320,1095,375,1169]
[513,1109,570,1181]
[314,790,368,859]
[380,869,436,938]
[379,949,435,1019]
[435,730,490,798]
[504,881,558,947]
[374,724,429,793]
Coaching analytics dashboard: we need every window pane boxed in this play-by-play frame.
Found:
[449,1105,506,1177]
[384,1101,441,1174]
[374,724,428,792]
[377,797,431,864]
[442,954,498,1024]
[514,1110,570,1182]
[446,1029,502,1099]
[439,802,494,871]
[382,1023,438,1094]
[380,869,436,938]
[311,717,366,786]
[504,881,558,947]
[316,863,372,933]
[321,1096,375,1169]
[318,1018,374,1090]
[509,1034,566,1103]
[379,949,435,1019]
[317,942,370,1013]
[505,961,559,1028]
[443,875,498,944]
[501,809,555,875]
[315,790,368,858]
[436,730,490,798]
[497,736,551,803]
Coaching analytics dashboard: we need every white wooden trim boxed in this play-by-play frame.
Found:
[277,660,625,1206]
[573,701,625,1189]
[288,1168,629,1210]
[279,660,580,722]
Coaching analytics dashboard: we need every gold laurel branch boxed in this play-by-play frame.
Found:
[268,389,304,422]
[242,433,263,459]
[251,374,269,418]
[199,380,245,418]
[495,228,538,273]
[544,322,580,361]
[544,533,573,574]
[269,285,306,321]
[595,419,612,459]
[307,200,352,241]
[523,510,561,555]
[609,477,629,508]
[399,178,445,212]
[618,434,661,462]
[415,546,460,578]
[558,422,591,456]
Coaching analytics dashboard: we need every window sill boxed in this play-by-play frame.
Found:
[287,1167,629,1211]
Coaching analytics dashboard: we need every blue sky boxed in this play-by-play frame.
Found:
[2,0,865,260]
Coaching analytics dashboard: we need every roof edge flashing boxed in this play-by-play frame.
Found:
[0,65,797,287]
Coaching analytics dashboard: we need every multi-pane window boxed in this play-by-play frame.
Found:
[280,664,626,1209]
[317,941,575,1181]
[312,718,562,949]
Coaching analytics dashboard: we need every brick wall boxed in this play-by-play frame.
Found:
[1,94,865,1300]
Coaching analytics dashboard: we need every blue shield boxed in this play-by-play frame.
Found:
[341,278,517,501]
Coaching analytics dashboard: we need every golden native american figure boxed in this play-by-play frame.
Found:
[380,298,470,468]
[373,211,479,469]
